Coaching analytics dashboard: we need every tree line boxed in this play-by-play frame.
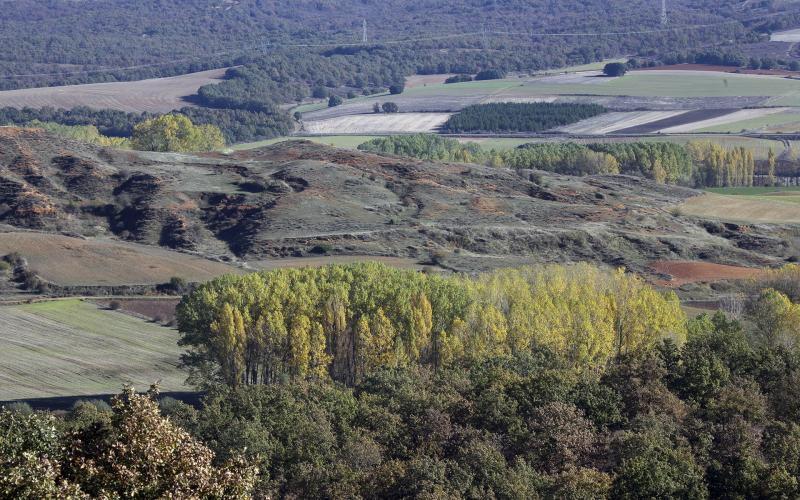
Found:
[0,105,293,145]
[440,103,607,134]
[358,134,759,187]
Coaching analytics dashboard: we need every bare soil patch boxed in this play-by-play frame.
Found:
[303,113,452,134]
[614,109,735,134]
[0,68,228,113]
[0,232,240,286]
[651,260,762,287]
[94,298,181,324]
[405,74,456,88]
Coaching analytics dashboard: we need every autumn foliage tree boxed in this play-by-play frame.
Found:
[131,113,225,152]
[177,263,686,386]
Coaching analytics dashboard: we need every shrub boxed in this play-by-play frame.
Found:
[382,102,399,113]
[328,95,344,107]
[109,300,122,311]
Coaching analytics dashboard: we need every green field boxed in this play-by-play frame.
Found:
[704,186,800,205]
[697,110,800,133]
[0,299,185,400]
[402,70,800,100]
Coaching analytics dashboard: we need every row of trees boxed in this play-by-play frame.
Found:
[0,105,293,145]
[687,140,756,187]
[176,262,685,387]
[358,134,760,187]
[440,102,607,133]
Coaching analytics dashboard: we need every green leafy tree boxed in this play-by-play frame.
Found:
[131,114,224,152]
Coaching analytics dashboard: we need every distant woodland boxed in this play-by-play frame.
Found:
[0,0,795,144]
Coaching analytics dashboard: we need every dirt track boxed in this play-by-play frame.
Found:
[0,68,227,113]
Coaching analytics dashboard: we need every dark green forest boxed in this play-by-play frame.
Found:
[440,103,607,134]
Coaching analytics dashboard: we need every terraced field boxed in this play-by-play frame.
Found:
[0,299,185,400]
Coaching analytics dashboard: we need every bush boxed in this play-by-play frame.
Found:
[382,102,399,113]
[328,95,344,107]
[0,261,10,273]
[109,300,122,311]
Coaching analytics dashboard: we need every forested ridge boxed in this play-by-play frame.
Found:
[0,0,793,145]
[0,0,770,90]
[8,263,800,497]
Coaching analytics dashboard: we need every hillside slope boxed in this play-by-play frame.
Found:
[0,127,796,275]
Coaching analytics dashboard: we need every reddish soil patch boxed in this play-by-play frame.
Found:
[94,298,180,324]
[650,260,763,287]
[635,64,800,77]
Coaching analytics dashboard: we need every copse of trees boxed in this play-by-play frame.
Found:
[603,62,628,76]
[687,140,755,187]
[474,69,507,80]
[176,262,685,387]
[131,114,225,152]
[440,102,607,133]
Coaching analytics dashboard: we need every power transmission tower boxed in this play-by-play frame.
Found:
[481,24,488,49]
[362,19,368,43]
[661,0,668,26]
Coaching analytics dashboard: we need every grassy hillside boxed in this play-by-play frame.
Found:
[0,299,185,400]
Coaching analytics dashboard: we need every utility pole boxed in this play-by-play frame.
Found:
[362,19,368,43]
[481,24,488,50]
[661,0,668,26]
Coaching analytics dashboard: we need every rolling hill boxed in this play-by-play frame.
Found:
[0,126,797,279]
